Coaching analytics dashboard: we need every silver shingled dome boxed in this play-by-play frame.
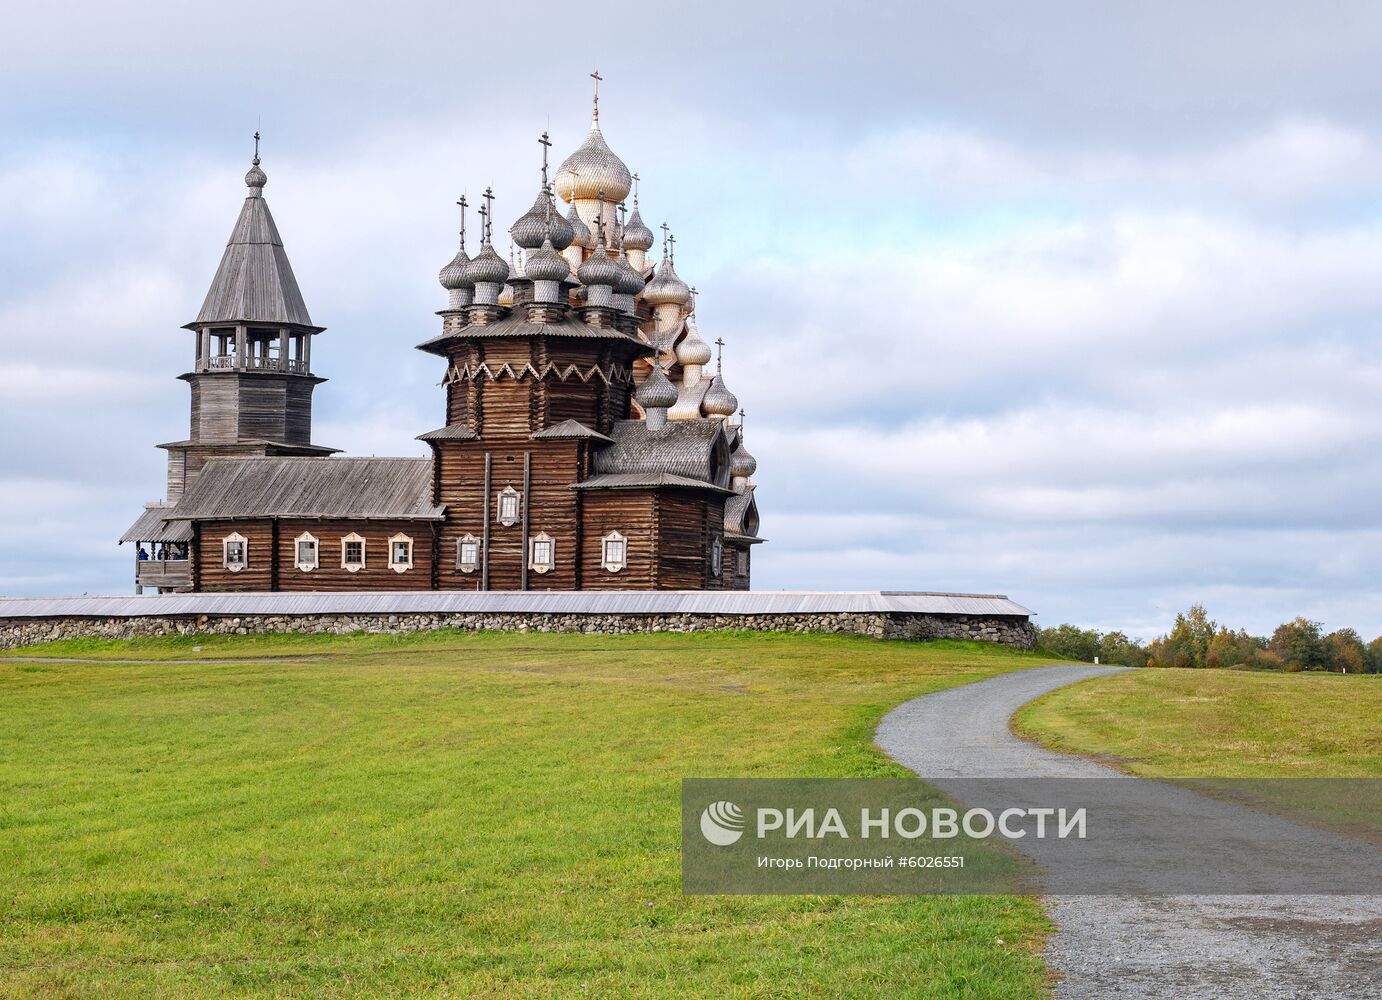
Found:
[622,206,654,251]
[439,246,473,290]
[464,242,510,286]
[524,238,571,283]
[635,364,679,410]
[576,245,621,288]
[643,257,691,307]
[554,124,632,204]
[511,188,575,251]
[702,375,739,417]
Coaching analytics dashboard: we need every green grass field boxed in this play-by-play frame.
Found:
[1014,668,1382,778]
[1,631,1059,999]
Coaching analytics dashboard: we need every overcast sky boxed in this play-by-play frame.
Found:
[4,1,1382,640]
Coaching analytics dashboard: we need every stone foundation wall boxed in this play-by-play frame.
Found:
[1,611,1037,650]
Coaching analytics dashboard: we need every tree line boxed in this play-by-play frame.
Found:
[1038,605,1382,672]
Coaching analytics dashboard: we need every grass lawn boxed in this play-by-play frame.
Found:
[1014,668,1382,779]
[1,631,1059,999]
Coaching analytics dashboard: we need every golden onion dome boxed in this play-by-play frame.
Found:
[554,123,632,204]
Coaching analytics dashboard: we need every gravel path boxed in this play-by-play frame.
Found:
[876,663,1382,999]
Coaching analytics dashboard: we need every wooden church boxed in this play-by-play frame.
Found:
[121,80,763,594]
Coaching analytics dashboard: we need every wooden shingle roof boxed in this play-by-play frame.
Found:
[593,419,732,488]
[165,457,443,521]
[189,179,319,330]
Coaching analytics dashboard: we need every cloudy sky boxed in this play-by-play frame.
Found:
[4,1,1382,640]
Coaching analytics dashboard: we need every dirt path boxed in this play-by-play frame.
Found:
[875,663,1381,999]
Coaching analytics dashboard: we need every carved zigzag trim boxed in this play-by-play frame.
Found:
[443,361,634,386]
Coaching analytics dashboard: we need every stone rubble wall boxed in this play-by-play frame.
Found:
[1,611,1037,651]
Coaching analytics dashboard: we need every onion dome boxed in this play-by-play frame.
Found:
[675,322,712,366]
[525,237,570,283]
[565,200,592,249]
[439,246,472,290]
[643,256,691,307]
[730,442,758,478]
[623,206,654,251]
[577,244,621,288]
[636,363,679,410]
[464,242,509,286]
[614,246,645,295]
[511,188,575,251]
[555,125,632,204]
[703,375,739,417]
[245,161,268,191]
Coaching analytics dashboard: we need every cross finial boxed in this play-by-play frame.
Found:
[252,130,261,166]
[632,172,640,206]
[539,131,552,186]
[715,336,725,374]
[738,408,746,429]
[595,190,607,247]
[590,69,602,123]
[480,186,495,245]
[659,221,670,257]
[456,193,468,247]
[668,232,676,265]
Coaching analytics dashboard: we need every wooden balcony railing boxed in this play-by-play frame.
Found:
[135,559,192,590]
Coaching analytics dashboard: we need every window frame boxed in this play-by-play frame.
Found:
[223,532,247,573]
[710,535,723,577]
[528,531,555,574]
[496,486,522,527]
[341,532,366,573]
[388,532,414,573]
[602,530,627,573]
[294,531,319,572]
[736,547,749,577]
[456,533,481,573]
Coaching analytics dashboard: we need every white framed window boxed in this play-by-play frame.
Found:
[341,532,366,572]
[602,531,627,573]
[529,532,555,574]
[223,532,247,572]
[457,533,480,573]
[710,536,723,576]
[295,532,318,572]
[497,486,522,526]
[388,533,414,573]
[736,548,749,576]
